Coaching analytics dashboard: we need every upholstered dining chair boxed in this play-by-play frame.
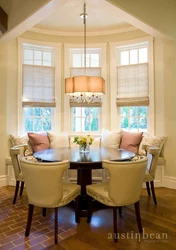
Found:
[143,145,160,205]
[10,145,28,204]
[86,157,148,242]
[20,157,81,244]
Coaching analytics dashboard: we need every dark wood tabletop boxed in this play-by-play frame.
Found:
[34,147,135,167]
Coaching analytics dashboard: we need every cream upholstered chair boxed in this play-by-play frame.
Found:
[20,157,81,244]
[86,157,148,242]
[143,145,160,205]
[10,145,28,204]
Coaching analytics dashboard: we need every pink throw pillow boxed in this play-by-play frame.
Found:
[120,131,143,154]
[28,132,50,152]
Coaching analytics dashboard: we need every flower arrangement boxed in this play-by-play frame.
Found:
[74,135,94,152]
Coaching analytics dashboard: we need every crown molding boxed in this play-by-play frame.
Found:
[29,26,137,37]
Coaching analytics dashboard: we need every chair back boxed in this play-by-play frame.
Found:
[10,146,26,179]
[20,158,69,208]
[103,157,148,206]
[145,146,160,179]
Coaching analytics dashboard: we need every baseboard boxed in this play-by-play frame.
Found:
[163,176,176,189]
[0,175,8,187]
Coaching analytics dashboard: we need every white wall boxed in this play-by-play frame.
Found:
[0,43,8,184]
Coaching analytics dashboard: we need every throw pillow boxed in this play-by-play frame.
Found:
[138,134,166,156]
[91,137,101,147]
[28,132,50,152]
[120,131,143,154]
[47,131,69,148]
[101,128,121,148]
[9,134,33,156]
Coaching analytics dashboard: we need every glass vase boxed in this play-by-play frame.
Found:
[79,144,90,153]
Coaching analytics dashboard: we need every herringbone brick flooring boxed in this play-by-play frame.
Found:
[0,186,76,249]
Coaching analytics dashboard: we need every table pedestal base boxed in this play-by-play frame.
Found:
[77,168,92,217]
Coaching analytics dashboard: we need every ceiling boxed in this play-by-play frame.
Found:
[34,0,130,33]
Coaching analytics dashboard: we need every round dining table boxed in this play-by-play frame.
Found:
[34,147,135,216]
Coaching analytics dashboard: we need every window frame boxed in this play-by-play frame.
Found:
[70,106,101,134]
[109,36,154,134]
[64,43,107,135]
[70,48,101,134]
[120,106,148,132]
[18,38,62,134]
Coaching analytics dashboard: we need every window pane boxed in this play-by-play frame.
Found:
[24,107,33,116]
[74,118,82,132]
[90,117,99,131]
[34,50,42,65]
[42,108,52,116]
[129,117,138,132]
[120,107,129,116]
[121,117,129,130]
[74,107,81,116]
[43,117,51,131]
[130,49,138,64]
[83,107,90,116]
[138,106,147,116]
[139,48,148,63]
[24,49,33,64]
[72,107,100,132]
[72,54,82,67]
[82,117,90,132]
[25,118,33,132]
[33,118,42,132]
[43,52,52,64]
[34,108,41,116]
[139,117,147,131]
[120,51,129,65]
[129,107,138,116]
[90,107,99,116]
[91,54,99,67]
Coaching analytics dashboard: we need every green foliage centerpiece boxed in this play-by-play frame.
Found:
[74,135,94,153]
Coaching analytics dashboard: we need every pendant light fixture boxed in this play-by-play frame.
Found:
[65,3,105,103]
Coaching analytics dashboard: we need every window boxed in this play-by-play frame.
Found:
[72,107,100,132]
[70,48,102,133]
[22,44,55,132]
[120,106,147,132]
[117,42,149,132]
[24,107,52,132]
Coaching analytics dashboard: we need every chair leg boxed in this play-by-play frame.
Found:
[75,196,80,223]
[42,208,47,217]
[118,206,122,216]
[87,196,93,223]
[54,207,58,244]
[113,207,118,243]
[134,201,143,233]
[20,181,24,196]
[150,181,157,205]
[25,204,34,237]
[13,181,20,204]
[146,182,151,196]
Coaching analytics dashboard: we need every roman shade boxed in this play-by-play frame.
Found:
[116,63,149,106]
[22,65,56,107]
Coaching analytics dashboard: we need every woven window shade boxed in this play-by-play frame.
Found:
[117,63,149,106]
[69,67,102,107]
[22,65,56,107]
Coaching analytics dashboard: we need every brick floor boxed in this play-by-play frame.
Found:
[0,186,77,249]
